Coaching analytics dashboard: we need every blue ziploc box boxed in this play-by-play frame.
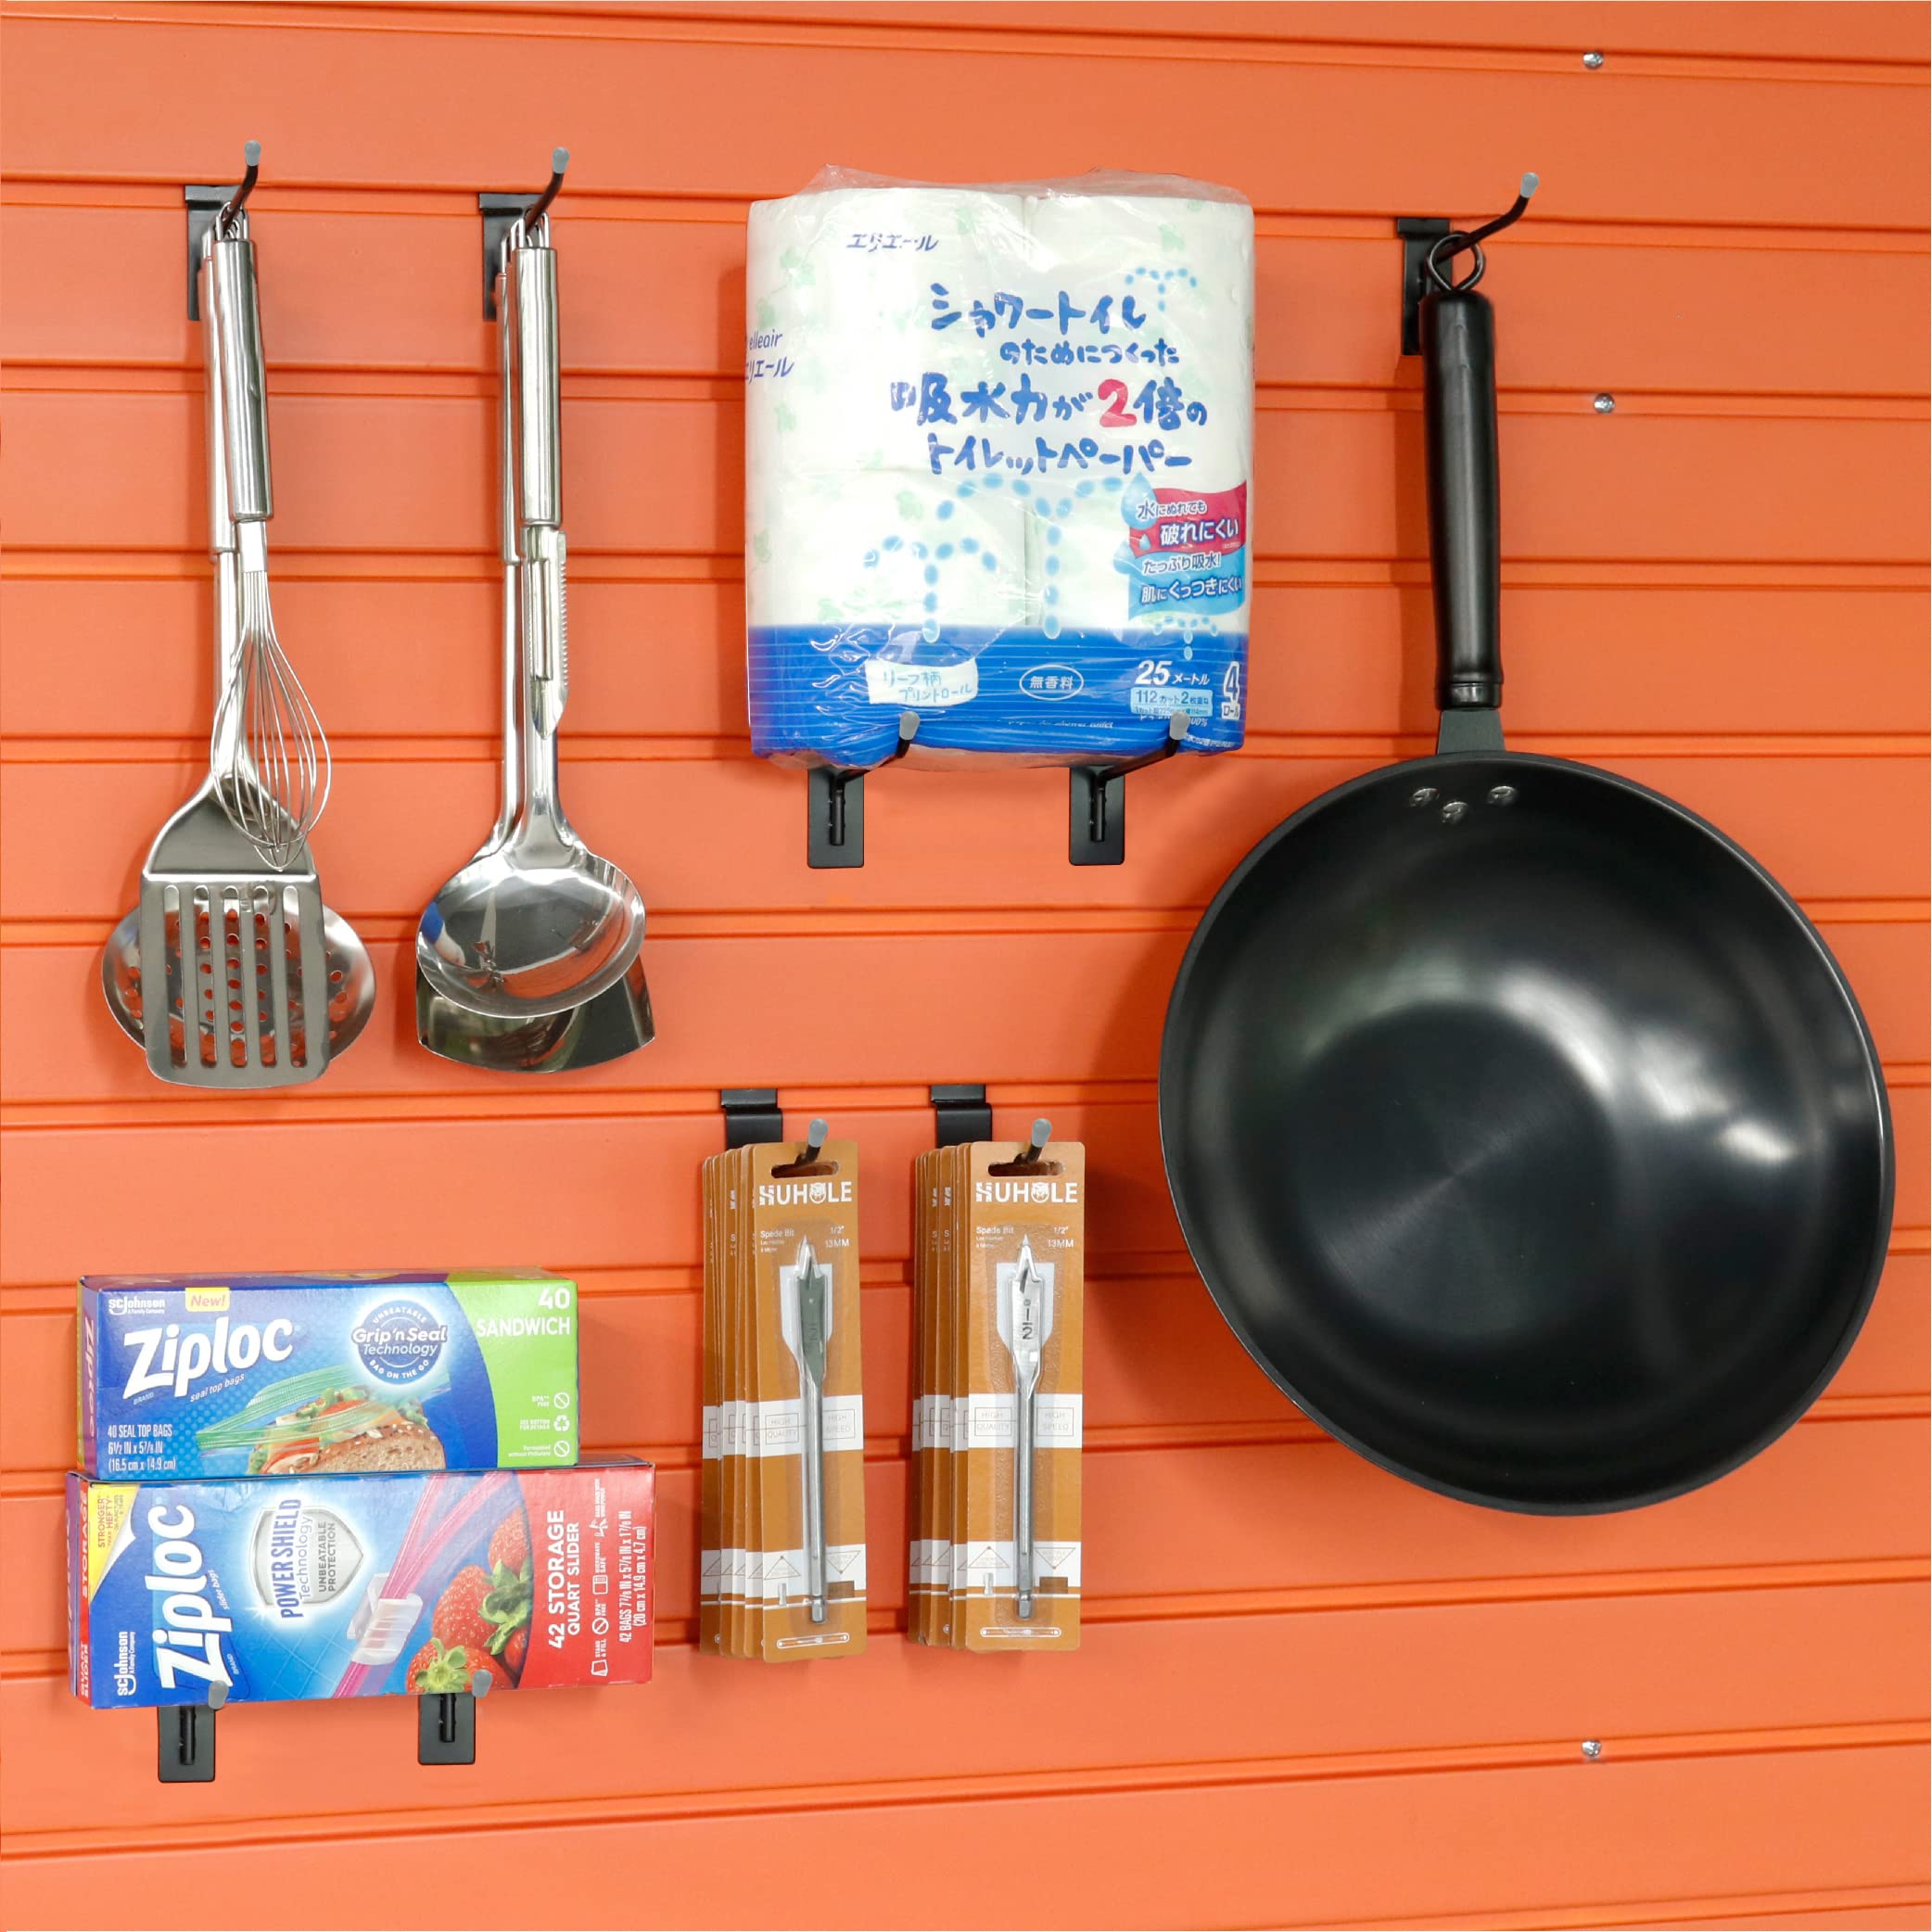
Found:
[77,1272,579,1480]
[67,1462,655,1708]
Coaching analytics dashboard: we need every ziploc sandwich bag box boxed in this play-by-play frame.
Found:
[78,1272,578,1480]
[68,1463,654,1708]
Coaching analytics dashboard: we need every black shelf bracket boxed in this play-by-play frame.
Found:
[721,1088,786,1149]
[158,1683,225,1784]
[418,1687,479,1765]
[931,1084,992,1147]
[807,711,919,870]
[1070,714,1190,866]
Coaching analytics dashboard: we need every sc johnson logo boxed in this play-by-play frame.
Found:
[756,1180,854,1207]
[975,1179,1080,1204]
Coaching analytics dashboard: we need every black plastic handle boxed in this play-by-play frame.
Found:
[1421,286,1502,713]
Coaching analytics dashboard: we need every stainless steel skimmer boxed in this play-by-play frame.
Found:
[782,1224,833,1625]
[127,172,337,1088]
[416,171,648,1023]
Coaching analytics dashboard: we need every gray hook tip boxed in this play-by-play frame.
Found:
[244,140,261,167]
[552,147,570,174]
[1520,172,1540,197]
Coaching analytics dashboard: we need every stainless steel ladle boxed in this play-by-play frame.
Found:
[415,156,652,1072]
[415,172,647,1023]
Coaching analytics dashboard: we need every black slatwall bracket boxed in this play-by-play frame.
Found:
[807,712,919,869]
[932,1084,992,1147]
[721,1088,786,1149]
[1397,216,1452,356]
[1070,714,1190,866]
[184,184,242,321]
[158,1685,223,1783]
[418,1688,478,1765]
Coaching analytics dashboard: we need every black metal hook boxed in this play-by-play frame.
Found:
[1425,172,1539,287]
[1018,1117,1052,1164]
[798,1117,829,1166]
[524,147,569,237]
[214,141,261,237]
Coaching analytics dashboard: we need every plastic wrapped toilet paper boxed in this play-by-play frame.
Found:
[745,168,1254,769]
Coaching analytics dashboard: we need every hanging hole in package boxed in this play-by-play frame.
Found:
[746,168,1254,769]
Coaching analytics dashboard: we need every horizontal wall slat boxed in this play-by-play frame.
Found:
[1,1579,1924,1846]
[6,1250,1920,1481]
[12,1,1932,67]
[7,1416,1927,1663]
[5,202,1927,400]
[542,2,1932,63]
[0,1734,1923,1931]
[6,391,1928,565]
[0,919,1922,1109]
[4,579,1927,744]
[2,10,1927,230]
[2,1091,1921,1284]
[3,752,1923,927]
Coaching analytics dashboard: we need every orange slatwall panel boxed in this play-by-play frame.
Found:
[0,4,1926,1927]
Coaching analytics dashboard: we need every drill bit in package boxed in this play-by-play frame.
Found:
[912,1124,1083,1651]
[702,1125,867,1660]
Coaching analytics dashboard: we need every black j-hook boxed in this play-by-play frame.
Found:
[524,147,570,236]
[214,140,261,237]
[1426,172,1539,292]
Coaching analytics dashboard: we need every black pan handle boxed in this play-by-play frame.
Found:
[1421,283,1502,713]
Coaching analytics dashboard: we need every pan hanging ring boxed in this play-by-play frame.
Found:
[1425,232,1487,293]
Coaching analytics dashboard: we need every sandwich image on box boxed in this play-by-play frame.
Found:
[77,1273,578,1480]
[68,1463,653,1708]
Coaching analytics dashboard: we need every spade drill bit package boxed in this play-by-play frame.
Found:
[702,1132,867,1660]
[912,1129,1083,1650]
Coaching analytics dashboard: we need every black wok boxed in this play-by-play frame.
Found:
[1159,247,1893,1514]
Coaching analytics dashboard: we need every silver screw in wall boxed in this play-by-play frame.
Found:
[1593,394,1617,413]
[1582,1739,1604,1760]
[1582,49,1606,68]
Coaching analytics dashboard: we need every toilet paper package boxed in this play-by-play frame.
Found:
[68,1462,654,1707]
[746,169,1253,769]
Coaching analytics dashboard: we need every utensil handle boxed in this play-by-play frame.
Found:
[208,235,273,524]
[1421,286,1501,712]
[508,243,561,530]
[801,1375,827,1622]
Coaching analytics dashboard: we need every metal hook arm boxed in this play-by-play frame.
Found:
[215,140,261,236]
[523,147,569,238]
[1430,172,1538,276]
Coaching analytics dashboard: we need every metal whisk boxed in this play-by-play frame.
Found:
[203,144,331,871]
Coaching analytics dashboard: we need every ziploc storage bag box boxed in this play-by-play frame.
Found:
[68,1463,654,1708]
[78,1272,578,1480]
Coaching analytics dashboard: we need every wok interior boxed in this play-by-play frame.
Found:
[1163,756,1889,1510]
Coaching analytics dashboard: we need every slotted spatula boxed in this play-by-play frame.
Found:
[134,565,329,1089]
[133,194,329,1088]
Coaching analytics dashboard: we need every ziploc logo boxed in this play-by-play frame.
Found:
[121,1317,295,1399]
[145,1502,234,1693]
